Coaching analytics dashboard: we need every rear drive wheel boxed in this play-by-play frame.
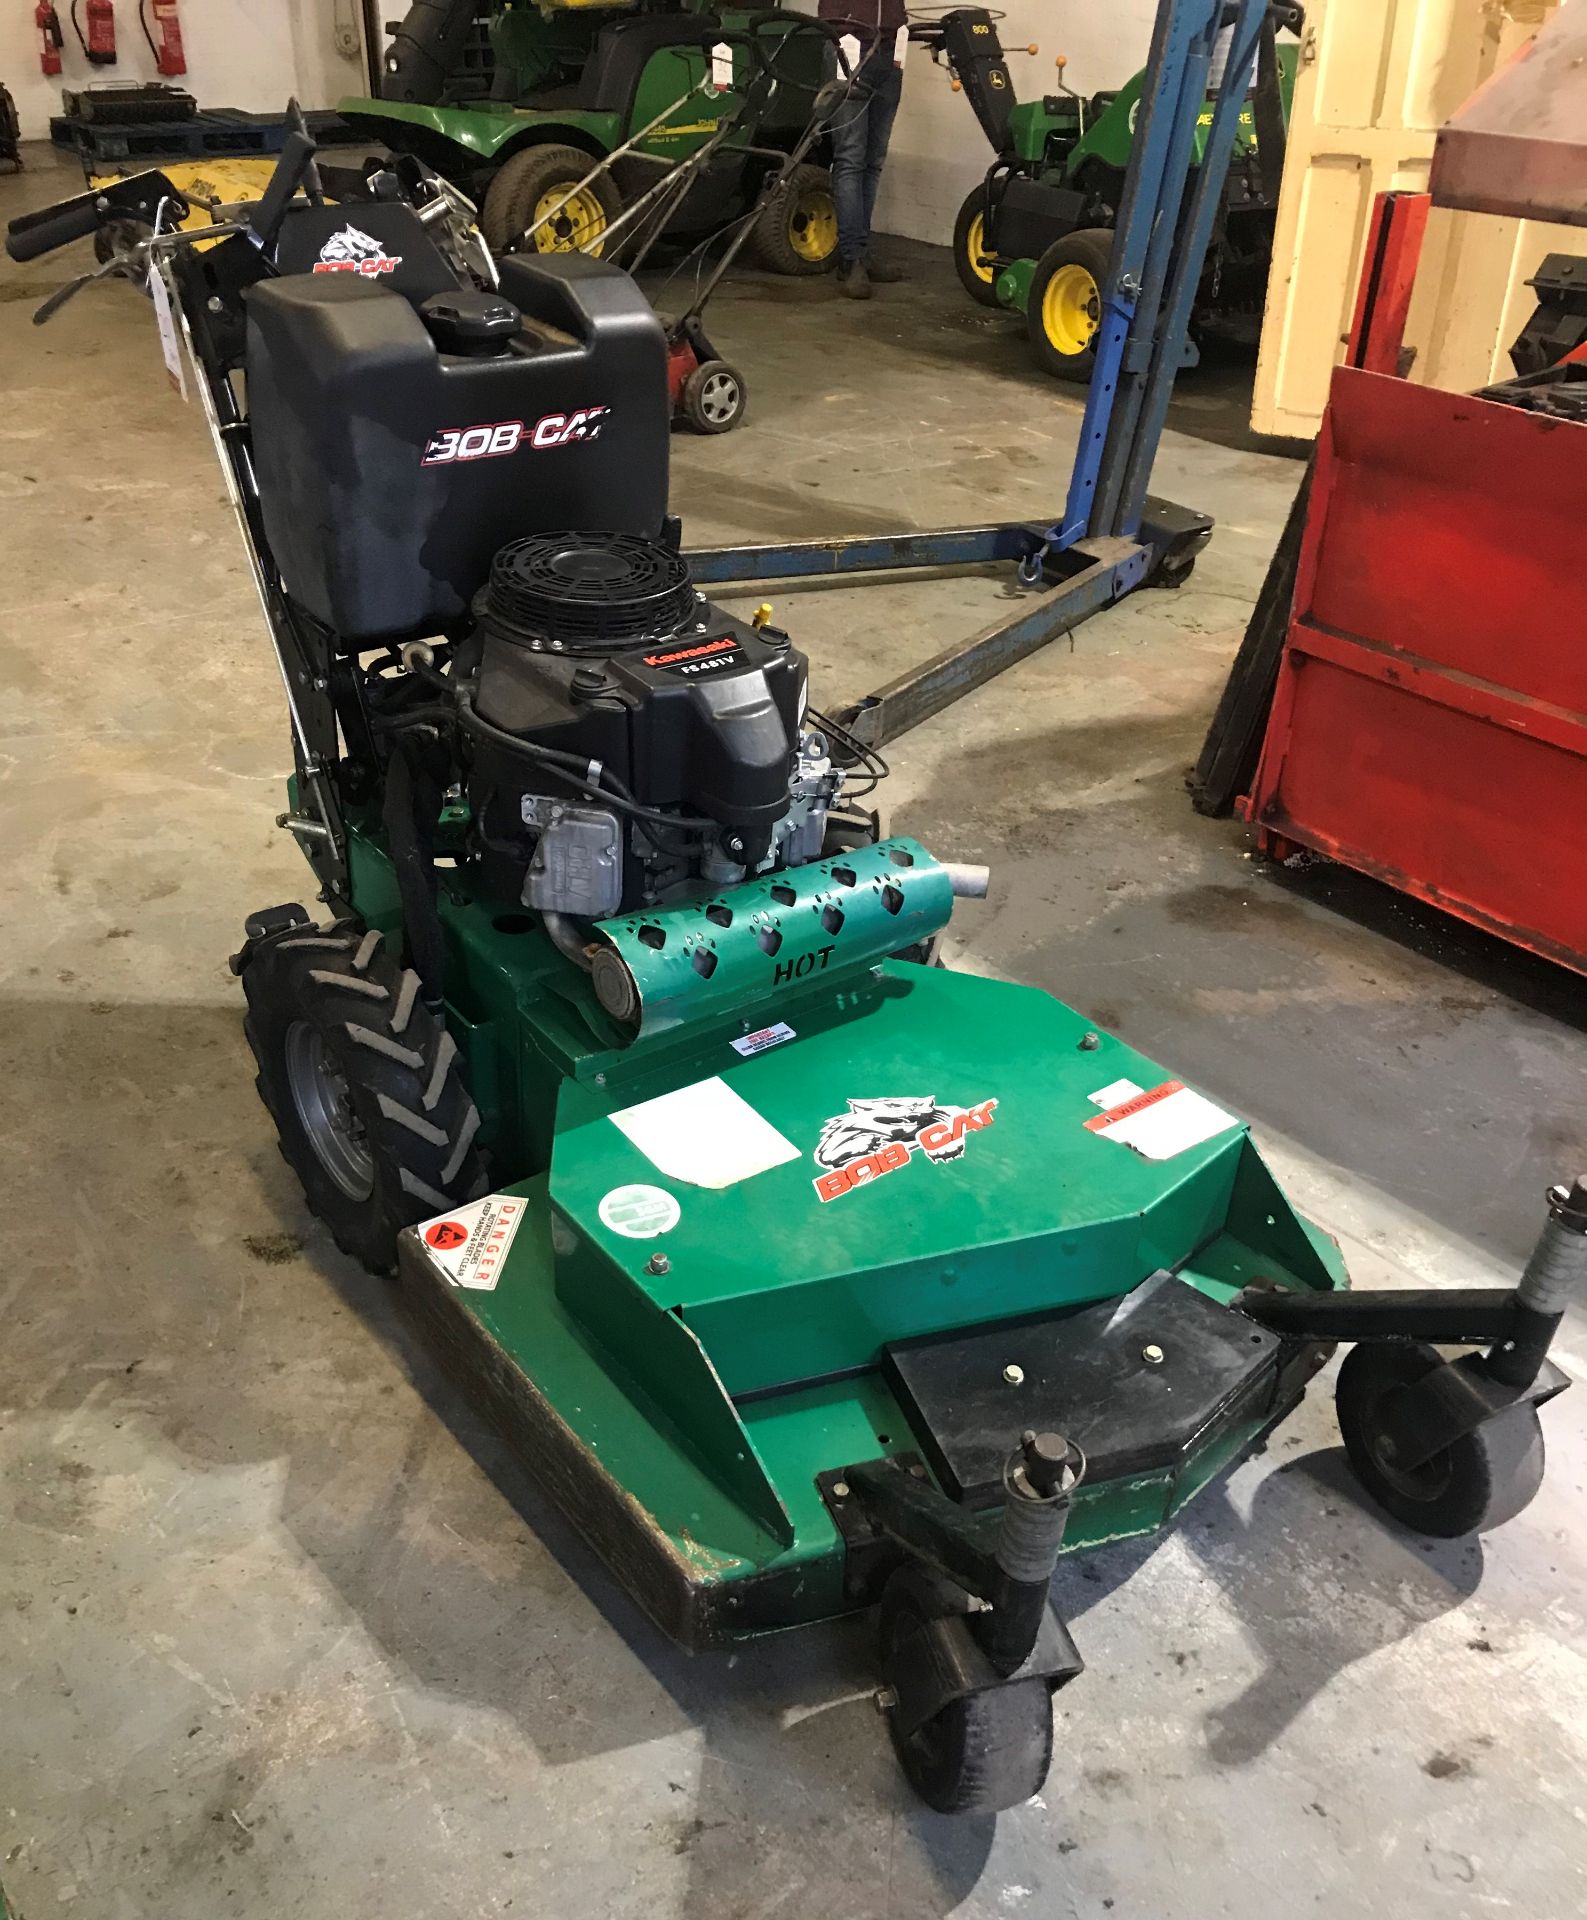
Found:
[745,162,838,276]
[241,921,486,1273]
[1336,1342,1545,1537]
[482,143,621,256]
[952,187,1001,307]
[681,359,747,434]
[1027,227,1114,382]
[877,1567,1054,1814]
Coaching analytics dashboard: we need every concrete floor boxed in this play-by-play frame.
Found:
[2,145,1585,1920]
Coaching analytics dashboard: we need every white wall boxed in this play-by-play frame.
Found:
[877,0,1161,242]
[2,0,366,141]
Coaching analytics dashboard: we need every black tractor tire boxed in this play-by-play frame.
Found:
[952,185,1002,308]
[1336,1341,1546,1538]
[877,1566,1054,1815]
[680,358,747,434]
[241,921,487,1275]
[481,143,622,256]
[744,162,838,276]
[1027,226,1114,382]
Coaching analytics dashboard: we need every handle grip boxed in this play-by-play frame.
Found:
[7,195,103,264]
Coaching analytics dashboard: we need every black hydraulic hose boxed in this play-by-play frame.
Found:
[455,690,717,831]
[382,734,449,1010]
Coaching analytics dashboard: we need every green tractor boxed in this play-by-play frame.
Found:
[916,4,1300,380]
[338,0,839,270]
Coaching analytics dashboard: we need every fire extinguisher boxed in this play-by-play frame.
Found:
[70,0,118,66]
[140,0,185,77]
[36,1,65,75]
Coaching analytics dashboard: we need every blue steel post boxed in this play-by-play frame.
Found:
[1086,2,1221,540]
[1112,0,1268,536]
[1056,0,1208,549]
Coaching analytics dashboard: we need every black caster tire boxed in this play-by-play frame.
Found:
[681,359,747,434]
[241,920,487,1275]
[877,1567,1054,1815]
[482,143,622,255]
[744,162,838,276]
[1336,1341,1545,1538]
[952,185,1002,308]
[1026,226,1114,383]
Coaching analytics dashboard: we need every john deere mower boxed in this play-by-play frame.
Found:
[916,3,1300,381]
[339,0,839,272]
[11,123,1580,1815]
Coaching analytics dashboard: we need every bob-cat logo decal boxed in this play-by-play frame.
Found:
[812,1095,998,1202]
[421,407,610,466]
[312,224,402,275]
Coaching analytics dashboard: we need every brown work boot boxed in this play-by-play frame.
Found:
[835,256,873,300]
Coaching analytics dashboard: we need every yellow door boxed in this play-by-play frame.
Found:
[1252,0,1573,437]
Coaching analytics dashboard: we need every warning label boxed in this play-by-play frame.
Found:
[416,1194,527,1291]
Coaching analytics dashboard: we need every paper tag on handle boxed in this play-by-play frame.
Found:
[710,41,734,91]
[840,32,862,75]
[895,25,909,66]
[147,263,189,402]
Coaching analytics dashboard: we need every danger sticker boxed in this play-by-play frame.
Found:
[729,1022,796,1059]
[812,1095,997,1202]
[417,1194,526,1291]
[1084,1079,1238,1161]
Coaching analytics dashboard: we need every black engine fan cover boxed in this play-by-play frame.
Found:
[469,532,806,876]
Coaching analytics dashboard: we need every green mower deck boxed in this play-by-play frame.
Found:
[389,897,1344,1648]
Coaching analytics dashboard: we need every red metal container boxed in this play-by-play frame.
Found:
[1242,202,1587,974]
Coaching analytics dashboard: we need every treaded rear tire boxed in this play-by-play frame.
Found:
[241,921,487,1274]
[1027,226,1114,383]
[744,162,838,275]
[481,143,622,255]
[952,185,1001,308]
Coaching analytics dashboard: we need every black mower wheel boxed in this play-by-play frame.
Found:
[681,359,747,434]
[241,921,487,1274]
[952,186,1002,308]
[877,1566,1054,1815]
[1027,227,1114,383]
[744,162,838,276]
[482,143,621,256]
[1336,1341,1545,1538]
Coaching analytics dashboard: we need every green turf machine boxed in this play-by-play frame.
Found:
[915,3,1300,380]
[9,120,1579,1818]
[340,0,838,269]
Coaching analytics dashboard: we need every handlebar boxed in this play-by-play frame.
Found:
[6,168,189,264]
[6,194,103,264]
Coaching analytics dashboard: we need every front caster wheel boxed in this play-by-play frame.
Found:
[241,919,487,1274]
[1336,1341,1545,1538]
[877,1567,1053,1814]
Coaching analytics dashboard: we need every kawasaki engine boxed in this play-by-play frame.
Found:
[461,531,849,920]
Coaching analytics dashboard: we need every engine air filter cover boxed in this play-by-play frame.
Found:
[486,531,695,652]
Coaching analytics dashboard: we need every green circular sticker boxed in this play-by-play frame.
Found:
[598,1184,681,1240]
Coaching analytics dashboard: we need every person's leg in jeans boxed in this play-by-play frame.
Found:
[857,57,903,276]
[827,51,875,284]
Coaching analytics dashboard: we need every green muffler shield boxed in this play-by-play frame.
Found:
[592,837,953,1042]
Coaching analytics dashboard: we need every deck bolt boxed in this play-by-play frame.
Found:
[832,1480,850,1499]
[874,1686,898,1713]
[1142,1343,1165,1365]
[908,1464,928,1479]
[646,1253,670,1276]
[1003,1363,1024,1385]
[1078,1031,1101,1051]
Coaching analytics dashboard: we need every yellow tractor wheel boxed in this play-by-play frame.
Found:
[1026,228,1114,382]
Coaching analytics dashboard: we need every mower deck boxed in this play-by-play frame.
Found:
[394,959,1343,1649]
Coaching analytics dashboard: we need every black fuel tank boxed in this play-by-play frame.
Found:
[244,252,669,643]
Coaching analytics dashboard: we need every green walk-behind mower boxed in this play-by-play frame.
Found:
[340,0,839,274]
[916,3,1300,381]
[11,122,1583,1816]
